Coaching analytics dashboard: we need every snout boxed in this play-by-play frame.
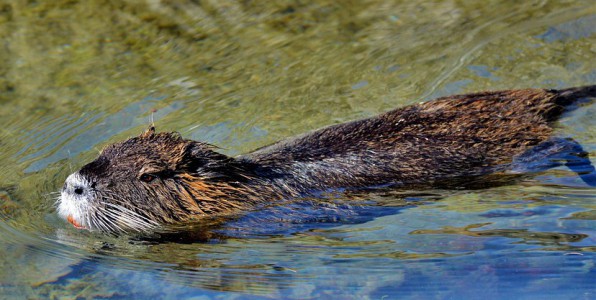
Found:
[58,172,93,230]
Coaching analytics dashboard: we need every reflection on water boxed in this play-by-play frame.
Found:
[0,0,595,299]
[411,222,588,244]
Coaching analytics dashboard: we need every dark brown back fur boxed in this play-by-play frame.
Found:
[242,88,575,190]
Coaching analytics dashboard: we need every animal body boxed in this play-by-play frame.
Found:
[58,86,596,233]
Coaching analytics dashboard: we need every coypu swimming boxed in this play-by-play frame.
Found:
[58,86,596,233]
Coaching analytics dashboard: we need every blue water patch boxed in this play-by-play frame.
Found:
[467,65,500,81]
[351,80,369,90]
[386,65,400,73]
[17,114,103,159]
[188,121,268,155]
[480,207,552,218]
[535,14,596,43]
[22,97,184,173]
[427,79,474,100]
[581,69,596,82]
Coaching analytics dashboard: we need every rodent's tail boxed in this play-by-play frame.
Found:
[552,84,596,106]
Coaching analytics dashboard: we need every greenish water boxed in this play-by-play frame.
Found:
[0,1,595,299]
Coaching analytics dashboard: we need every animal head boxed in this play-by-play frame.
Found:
[57,127,254,233]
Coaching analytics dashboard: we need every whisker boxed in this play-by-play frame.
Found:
[104,207,155,231]
[102,209,143,232]
[93,204,123,232]
[103,201,159,226]
[98,213,124,233]
[96,199,157,231]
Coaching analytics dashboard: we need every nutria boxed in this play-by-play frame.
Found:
[58,86,596,233]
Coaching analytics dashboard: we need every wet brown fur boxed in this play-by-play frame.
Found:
[71,86,595,231]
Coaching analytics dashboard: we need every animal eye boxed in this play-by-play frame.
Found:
[139,173,157,183]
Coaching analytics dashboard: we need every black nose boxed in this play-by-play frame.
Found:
[74,187,84,195]
[64,172,92,197]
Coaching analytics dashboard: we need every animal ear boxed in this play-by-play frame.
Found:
[178,141,231,171]
[140,125,156,138]
[180,141,254,180]
[188,141,229,161]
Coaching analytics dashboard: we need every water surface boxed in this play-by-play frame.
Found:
[0,1,594,299]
